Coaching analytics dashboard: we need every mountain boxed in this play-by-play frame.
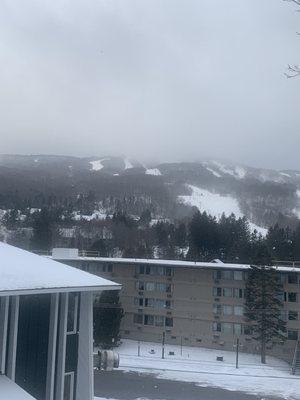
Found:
[0,154,299,233]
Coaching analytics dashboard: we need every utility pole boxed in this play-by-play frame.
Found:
[180,336,183,356]
[235,338,240,369]
[162,332,165,359]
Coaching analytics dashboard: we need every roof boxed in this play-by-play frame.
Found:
[0,375,36,400]
[0,242,120,296]
[52,254,300,273]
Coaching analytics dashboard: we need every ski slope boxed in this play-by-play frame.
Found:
[179,185,268,236]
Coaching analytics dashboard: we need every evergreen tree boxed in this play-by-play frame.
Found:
[94,291,124,349]
[30,208,53,250]
[245,265,286,364]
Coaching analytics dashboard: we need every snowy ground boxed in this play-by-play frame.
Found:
[179,185,268,236]
[102,339,300,400]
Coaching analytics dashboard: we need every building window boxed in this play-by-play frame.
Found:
[133,314,143,324]
[165,317,173,327]
[155,315,164,327]
[288,330,298,340]
[166,267,173,276]
[287,292,297,302]
[63,372,75,400]
[223,305,233,315]
[288,273,298,284]
[136,281,145,291]
[213,287,222,297]
[144,315,154,326]
[213,322,221,332]
[288,311,298,321]
[234,306,244,316]
[145,298,155,307]
[223,288,233,297]
[222,270,233,280]
[213,270,222,280]
[67,293,79,334]
[243,325,253,335]
[213,304,222,315]
[233,288,244,299]
[222,323,233,334]
[234,323,242,335]
[107,264,113,273]
[233,271,243,281]
[138,265,145,274]
[165,300,172,309]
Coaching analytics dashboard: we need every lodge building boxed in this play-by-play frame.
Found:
[50,248,300,363]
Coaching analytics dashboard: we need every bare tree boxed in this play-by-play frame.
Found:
[284,0,300,77]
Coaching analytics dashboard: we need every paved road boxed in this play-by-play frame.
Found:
[94,370,280,400]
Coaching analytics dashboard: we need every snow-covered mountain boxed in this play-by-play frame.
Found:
[0,154,299,231]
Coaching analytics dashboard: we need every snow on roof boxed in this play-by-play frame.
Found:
[0,375,36,399]
[0,242,120,295]
[52,253,300,273]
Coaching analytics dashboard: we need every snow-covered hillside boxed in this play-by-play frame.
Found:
[179,185,268,235]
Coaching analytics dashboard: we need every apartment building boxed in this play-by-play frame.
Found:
[50,248,300,362]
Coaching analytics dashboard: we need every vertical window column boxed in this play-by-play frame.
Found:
[6,296,19,381]
[0,296,9,374]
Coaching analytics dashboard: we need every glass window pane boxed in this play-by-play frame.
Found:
[223,305,233,315]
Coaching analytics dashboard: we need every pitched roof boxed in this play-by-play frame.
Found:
[0,242,120,295]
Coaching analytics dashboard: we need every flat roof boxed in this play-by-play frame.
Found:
[0,242,120,296]
[0,375,36,400]
[51,255,300,273]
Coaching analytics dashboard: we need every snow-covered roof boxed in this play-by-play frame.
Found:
[51,253,300,273]
[0,242,120,296]
[0,375,36,399]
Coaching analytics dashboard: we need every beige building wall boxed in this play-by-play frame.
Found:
[57,258,300,363]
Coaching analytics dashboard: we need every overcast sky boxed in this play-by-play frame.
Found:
[0,0,300,169]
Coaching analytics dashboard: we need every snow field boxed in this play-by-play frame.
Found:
[112,339,300,399]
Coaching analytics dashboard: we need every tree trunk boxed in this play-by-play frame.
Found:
[261,338,266,364]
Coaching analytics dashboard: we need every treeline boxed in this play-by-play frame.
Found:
[4,205,300,265]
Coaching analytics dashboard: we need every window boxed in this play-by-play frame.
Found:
[155,299,165,309]
[287,292,297,302]
[223,305,233,315]
[213,304,222,315]
[165,300,172,309]
[145,298,155,307]
[233,271,243,281]
[223,288,233,297]
[144,315,154,325]
[222,270,233,280]
[165,317,173,327]
[166,267,173,276]
[213,287,222,297]
[166,284,172,293]
[138,265,145,274]
[213,270,222,280]
[213,322,221,332]
[222,322,233,334]
[136,281,144,290]
[145,266,151,275]
[234,323,242,335]
[134,314,143,324]
[63,372,74,400]
[134,297,144,307]
[233,288,244,299]
[67,293,78,334]
[155,315,164,327]
[288,330,298,340]
[107,264,113,272]
[145,282,155,291]
[234,306,244,316]
[243,325,253,335]
[157,267,165,276]
[288,311,298,321]
[288,273,298,284]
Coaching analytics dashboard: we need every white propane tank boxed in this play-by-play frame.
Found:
[102,350,120,371]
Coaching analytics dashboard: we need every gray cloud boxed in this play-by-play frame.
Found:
[0,0,299,169]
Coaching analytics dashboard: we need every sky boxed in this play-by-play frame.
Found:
[0,0,300,170]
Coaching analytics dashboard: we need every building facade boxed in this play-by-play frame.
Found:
[0,243,120,400]
[51,248,300,363]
